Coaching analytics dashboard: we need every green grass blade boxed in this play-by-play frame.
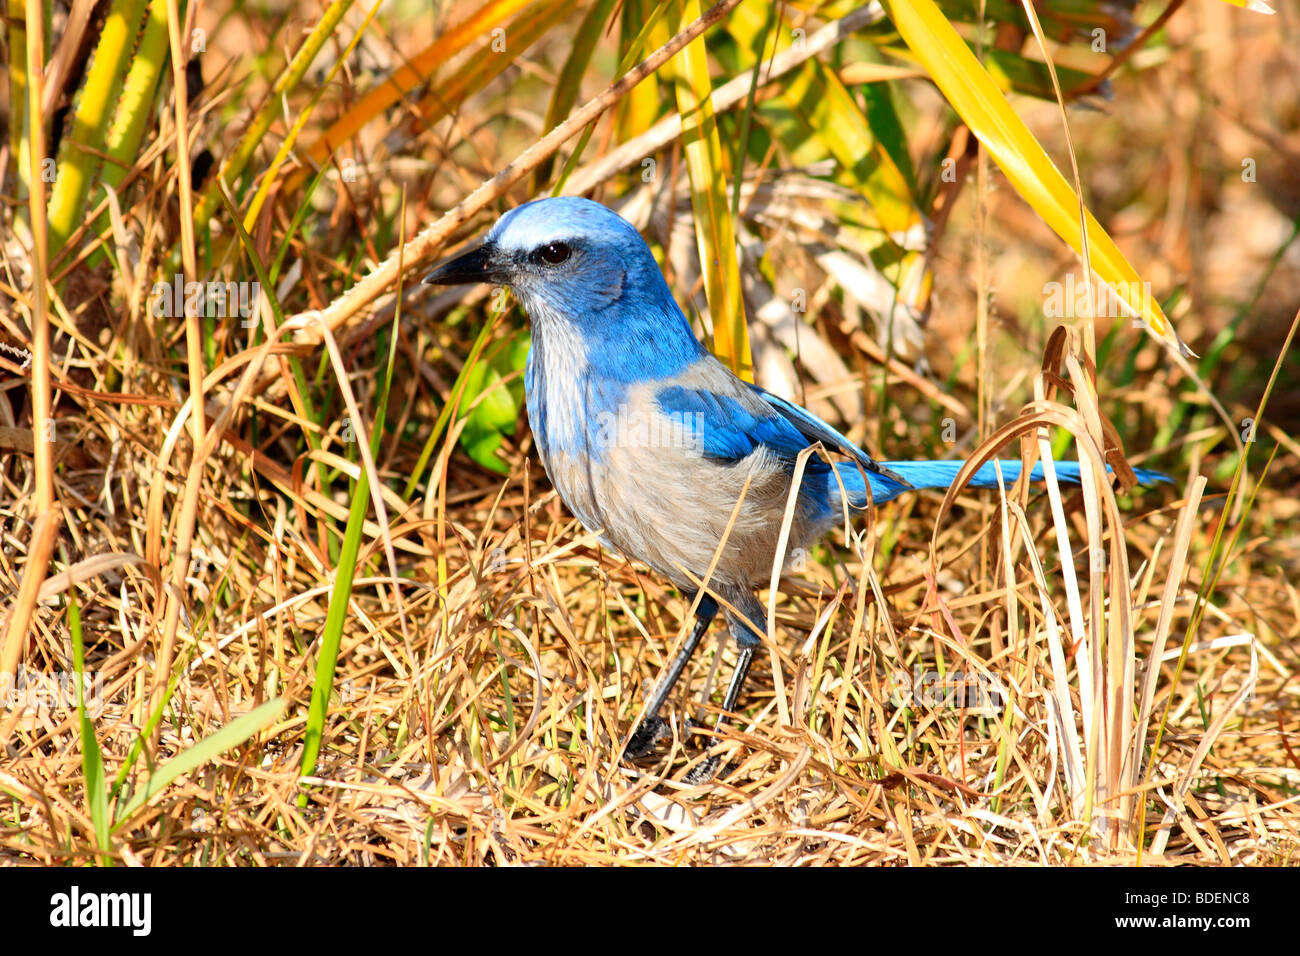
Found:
[193,0,354,225]
[113,698,288,828]
[7,0,27,169]
[403,311,506,500]
[553,0,673,194]
[69,592,110,864]
[298,259,402,801]
[297,420,370,798]
[108,662,185,806]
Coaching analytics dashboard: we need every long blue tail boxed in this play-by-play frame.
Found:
[834,459,1169,508]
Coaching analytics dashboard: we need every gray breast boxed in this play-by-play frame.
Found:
[526,333,823,592]
[544,427,819,594]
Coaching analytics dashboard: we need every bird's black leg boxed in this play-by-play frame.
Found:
[719,645,756,715]
[684,595,764,783]
[626,593,719,757]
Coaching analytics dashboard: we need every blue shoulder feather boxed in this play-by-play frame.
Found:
[749,385,911,487]
[655,385,814,462]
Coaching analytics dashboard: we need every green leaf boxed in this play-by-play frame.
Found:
[459,332,528,474]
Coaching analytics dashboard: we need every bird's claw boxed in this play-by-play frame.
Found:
[626,715,732,784]
[683,754,721,785]
[626,715,669,758]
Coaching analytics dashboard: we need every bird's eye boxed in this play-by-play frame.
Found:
[537,242,572,265]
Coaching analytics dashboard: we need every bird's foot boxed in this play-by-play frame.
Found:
[627,715,737,783]
[683,754,721,785]
[682,720,742,783]
[626,715,669,758]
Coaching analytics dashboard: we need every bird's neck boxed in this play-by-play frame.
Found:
[581,285,708,383]
[522,284,708,461]
[524,319,598,465]
[524,326,688,460]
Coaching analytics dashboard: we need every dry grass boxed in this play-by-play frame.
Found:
[1,0,1298,866]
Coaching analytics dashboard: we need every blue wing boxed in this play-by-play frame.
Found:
[655,384,813,461]
[653,378,914,489]
[749,384,912,488]
[652,375,1167,516]
[652,368,1166,503]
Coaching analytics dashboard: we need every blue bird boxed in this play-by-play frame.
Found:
[425,196,1164,774]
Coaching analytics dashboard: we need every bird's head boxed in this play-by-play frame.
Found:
[423,197,704,376]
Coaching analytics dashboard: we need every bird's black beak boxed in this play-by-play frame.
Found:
[422,241,507,286]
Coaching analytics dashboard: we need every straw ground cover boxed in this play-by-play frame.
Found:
[1,0,1298,865]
